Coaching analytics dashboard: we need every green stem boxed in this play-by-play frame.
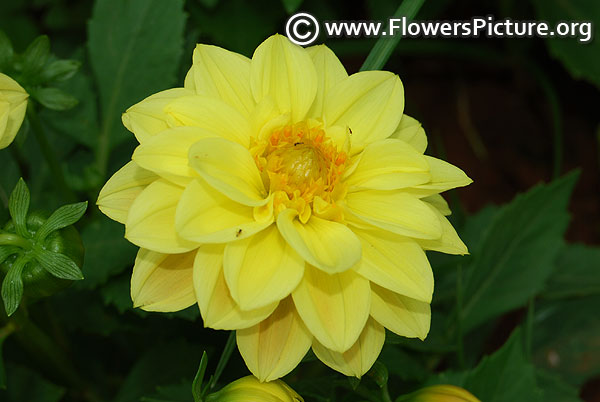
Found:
[209,331,236,391]
[27,103,76,202]
[0,233,30,249]
[381,383,393,402]
[360,0,426,71]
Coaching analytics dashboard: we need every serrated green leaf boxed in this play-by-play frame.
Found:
[22,35,50,78]
[192,352,208,402]
[542,243,600,299]
[8,178,30,238]
[35,249,83,280]
[1,256,29,316]
[32,87,79,111]
[39,59,81,83]
[460,172,578,331]
[88,0,186,154]
[35,201,87,242]
[0,30,13,70]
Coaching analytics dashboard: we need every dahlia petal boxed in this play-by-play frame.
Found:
[423,194,451,216]
[122,88,193,143]
[345,190,442,239]
[410,156,473,196]
[250,34,317,123]
[417,205,468,255]
[223,225,305,310]
[305,44,347,118]
[131,248,196,312]
[389,114,428,154]
[292,265,370,352]
[237,297,312,381]
[312,317,385,378]
[185,44,254,117]
[165,94,252,147]
[194,244,277,330]
[175,178,272,243]
[344,138,430,191]
[353,227,433,303]
[0,73,28,149]
[276,209,361,273]
[97,161,158,224]
[188,137,268,206]
[370,283,431,340]
[126,179,198,253]
[132,127,217,185]
[323,71,403,149]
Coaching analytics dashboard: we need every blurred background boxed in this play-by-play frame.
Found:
[0,0,598,401]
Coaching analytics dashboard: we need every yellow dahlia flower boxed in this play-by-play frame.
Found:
[206,375,302,402]
[397,385,480,402]
[97,34,471,381]
[0,72,28,149]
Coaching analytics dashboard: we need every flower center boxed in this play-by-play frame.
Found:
[252,122,348,221]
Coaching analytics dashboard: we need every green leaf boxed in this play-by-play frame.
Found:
[1,256,29,316]
[192,352,208,402]
[536,370,583,402]
[32,87,79,111]
[360,0,425,71]
[8,178,30,238]
[39,59,81,83]
[35,201,87,242]
[34,249,84,280]
[460,172,578,331]
[0,30,13,70]
[21,35,50,78]
[0,363,65,402]
[532,0,600,89]
[88,0,186,165]
[542,243,600,299]
[281,0,303,14]
[533,294,600,386]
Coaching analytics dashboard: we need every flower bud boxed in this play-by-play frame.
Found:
[206,376,303,402]
[0,72,28,149]
[398,385,480,402]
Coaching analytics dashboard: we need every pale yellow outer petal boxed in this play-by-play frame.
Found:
[312,317,385,378]
[175,178,272,244]
[131,127,218,185]
[292,265,370,353]
[194,244,277,330]
[345,190,442,239]
[223,225,305,310]
[165,94,253,147]
[126,179,198,253]
[0,73,28,149]
[370,284,431,340]
[122,88,192,143]
[423,194,451,216]
[131,248,196,312]
[409,156,473,197]
[389,114,428,154]
[323,71,403,150]
[237,297,312,382]
[276,209,361,274]
[189,137,268,207]
[305,44,347,118]
[353,227,433,303]
[184,44,254,117]
[344,139,430,191]
[250,34,317,123]
[97,161,158,224]
[416,205,468,255]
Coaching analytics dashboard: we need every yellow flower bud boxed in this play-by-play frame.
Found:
[398,385,480,402]
[206,375,303,402]
[0,72,28,149]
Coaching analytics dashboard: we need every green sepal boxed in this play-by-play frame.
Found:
[367,361,389,389]
[1,255,30,316]
[31,87,79,111]
[39,59,81,83]
[21,35,50,78]
[33,249,84,281]
[192,351,208,402]
[35,201,87,242]
[8,179,30,239]
[0,246,19,265]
